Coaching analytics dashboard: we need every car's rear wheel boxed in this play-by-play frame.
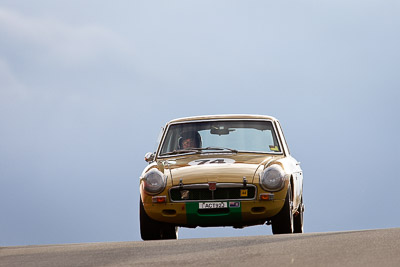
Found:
[271,184,294,234]
[294,196,304,233]
[140,197,178,240]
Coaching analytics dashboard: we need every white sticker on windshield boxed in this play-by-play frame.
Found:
[188,158,235,166]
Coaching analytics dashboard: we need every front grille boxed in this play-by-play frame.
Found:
[169,184,256,201]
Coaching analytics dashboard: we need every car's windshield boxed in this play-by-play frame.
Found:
[159,120,281,156]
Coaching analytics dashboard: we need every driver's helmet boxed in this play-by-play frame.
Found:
[178,131,202,149]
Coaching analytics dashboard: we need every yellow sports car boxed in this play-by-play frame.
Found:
[139,115,304,240]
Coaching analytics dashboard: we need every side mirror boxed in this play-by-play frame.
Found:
[144,152,155,163]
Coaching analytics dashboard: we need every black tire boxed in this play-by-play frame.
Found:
[271,184,294,234]
[294,196,304,233]
[140,198,178,240]
[161,224,178,240]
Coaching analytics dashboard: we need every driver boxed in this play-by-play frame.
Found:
[179,131,202,150]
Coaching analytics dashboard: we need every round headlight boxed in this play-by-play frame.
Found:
[260,165,286,191]
[143,169,166,194]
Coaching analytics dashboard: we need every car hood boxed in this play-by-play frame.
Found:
[158,153,279,185]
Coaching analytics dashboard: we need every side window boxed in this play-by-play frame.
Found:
[157,127,164,144]
[276,121,290,155]
[155,127,165,152]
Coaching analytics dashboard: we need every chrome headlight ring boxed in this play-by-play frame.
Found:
[259,165,286,191]
[143,169,166,194]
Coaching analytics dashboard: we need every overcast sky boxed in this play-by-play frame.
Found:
[1,1,399,246]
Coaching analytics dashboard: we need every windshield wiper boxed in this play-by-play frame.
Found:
[161,149,200,156]
[161,147,238,156]
[192,147,238,153]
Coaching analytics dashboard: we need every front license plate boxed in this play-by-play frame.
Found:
[199,202,228,209]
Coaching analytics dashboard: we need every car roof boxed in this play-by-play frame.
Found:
[167,114,278,124]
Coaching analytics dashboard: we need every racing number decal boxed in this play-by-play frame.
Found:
[194,159,211,165]
[188,158,235,166]
[193,159,227,165]
[209,159,226,164]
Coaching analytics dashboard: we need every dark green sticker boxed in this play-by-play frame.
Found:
[186,202,242,226]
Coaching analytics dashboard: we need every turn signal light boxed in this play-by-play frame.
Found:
[260,193,274,201]
[152,196,167,203]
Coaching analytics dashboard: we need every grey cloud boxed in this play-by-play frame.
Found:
[0,7,133,66]
[0,58,28,103]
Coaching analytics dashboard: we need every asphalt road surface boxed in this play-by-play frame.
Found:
[1,228,400,267]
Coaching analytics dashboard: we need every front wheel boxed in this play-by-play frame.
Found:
[140,197,178,240]
[271,184,294,234]
[294,196,304,233]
